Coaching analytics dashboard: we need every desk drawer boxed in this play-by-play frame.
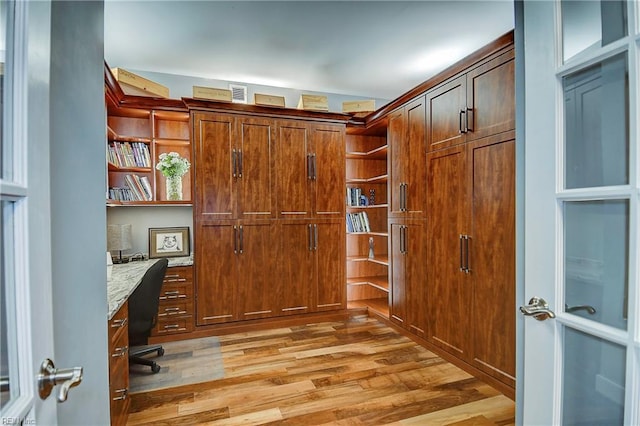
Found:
[159,282,193,301]
[153,316,194,335]
[164,266,193,283]
[157,299,193,318]
[108,301,128,343]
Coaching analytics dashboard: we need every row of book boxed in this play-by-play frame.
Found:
[108,141,151,168]
[346,187,370,207]
[108,174,153,202]
[347,211,371,233]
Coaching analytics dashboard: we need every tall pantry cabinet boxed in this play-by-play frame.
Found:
[425,41,516,389]
[190,104,347,327]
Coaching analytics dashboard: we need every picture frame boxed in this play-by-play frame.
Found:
[149,227,190,258]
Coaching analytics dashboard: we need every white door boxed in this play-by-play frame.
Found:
[523,1,639,424]
[1,0,74,423]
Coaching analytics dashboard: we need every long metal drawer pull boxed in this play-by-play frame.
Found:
[164,291,180,296]
[466,107,473,132]
[238,150,243,178]
[464,235,471,274]
[164,307,181,312]
[164,278,187,283]
[233,225,238,254]
[459,235,464,271]
[164,274,181,279]
[164,324,180,329]
[307,154,312,180]
[314,224,318,251]
[308,224,313,251]
[311,153,317,180]
[232,149,237,178]
[239,225,244,254]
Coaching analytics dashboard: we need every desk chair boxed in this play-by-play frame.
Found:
[128,258,168,373]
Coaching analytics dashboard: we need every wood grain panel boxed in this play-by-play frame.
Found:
[469,137,516,387]
[195,223,237,325]
[275,121,310,217]
[389,222,406,326]
[406,220,427,338]
[311,124,346,218]
[278,222,314,315]
[426,145,470,357]
[404,97,427,216]
[193,113,235,219]
[315,221,346,311]
[387,108,405,216]
[237,118,275,219]
[426,75,467,152]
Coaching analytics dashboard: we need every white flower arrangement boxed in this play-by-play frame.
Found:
[156,152,191,178]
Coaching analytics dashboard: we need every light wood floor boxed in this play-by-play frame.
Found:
[127,315,515,425]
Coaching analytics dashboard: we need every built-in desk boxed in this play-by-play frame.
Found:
[106,256,193,426]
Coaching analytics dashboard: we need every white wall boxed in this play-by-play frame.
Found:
[107,206,193,257]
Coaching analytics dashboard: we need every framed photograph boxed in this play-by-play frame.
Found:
[149,227,190,258]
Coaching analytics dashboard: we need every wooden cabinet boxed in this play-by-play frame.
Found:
[345,131,389,316]
[276,121,345,218]
[426,132,515,388]
[151,265,194,336]
[192,112,275,220]
[191,106,347,327]
[426,48,514,152]
[195,221,276,325]
[107,108,191,205]
[387,96,427,218]
[389,219,426,337]
[278,220,345,314]
[108,301,129,426]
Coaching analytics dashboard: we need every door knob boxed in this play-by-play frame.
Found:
[520,296,556,321]
[38,358,83,402]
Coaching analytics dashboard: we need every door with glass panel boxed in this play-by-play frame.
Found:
[522,1,638,424]
[1,1,58,424]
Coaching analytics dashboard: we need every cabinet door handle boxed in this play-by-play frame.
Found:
[307,154,312,180]
[310,153,317,180]
[308,224,313,251]
[459,234,464,271]
[399,226,405,254]
[238,150,243,178]
[233,225,238,254]
[466,107,473,132]
[464,234,471,274]
[403,183,408,212]
[239,225,244,254]
[313,224,318,251]
[232,149,237,178]
[459,110,467,134]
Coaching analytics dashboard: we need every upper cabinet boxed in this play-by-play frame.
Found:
[426,48,515,152]
[275,121,345,219]
[387,96,427,218]
[192,111,276,220]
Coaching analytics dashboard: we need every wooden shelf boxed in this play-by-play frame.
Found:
[108,163,152,173]
[346,174,388,184]
[347,255,389,266]
[346,203,388,209]
[106,200,192,207]
[346,145,388,160]
[347,276,389,292]
[154,138,190,147]
[347,231,388,237]
[347,298,389,317]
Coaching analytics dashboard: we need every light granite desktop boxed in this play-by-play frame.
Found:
[107,255,193,319]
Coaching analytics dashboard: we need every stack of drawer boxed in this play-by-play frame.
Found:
[151,265,194,336]
[108,301,129,426]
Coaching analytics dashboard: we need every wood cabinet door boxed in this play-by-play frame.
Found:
[469,135,516,387]
[389,221,406,326]
[405,220,427,338]
[237,117,276,219]
[314,221,345,311]
[310,124,345,218]
[276,121,311,218]
[193,113,236,220]
[278,221,314,315]
[426,144,470,358]
[195,222,238,325]
[426,75,467,152]
[236,221,277,320]
[387,108,405,217]
[465,50,515,142]
[404,97,427,217]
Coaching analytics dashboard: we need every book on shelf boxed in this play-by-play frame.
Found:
[108,187,135,202]
[108,141,151,168]
[346,211,371,233]
[346,187,369,207]
[124,174,152,201]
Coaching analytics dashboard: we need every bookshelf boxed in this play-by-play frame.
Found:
[345,127,389,317]
[106,106,191,206]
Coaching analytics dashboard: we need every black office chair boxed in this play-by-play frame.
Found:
[128,258,169,373]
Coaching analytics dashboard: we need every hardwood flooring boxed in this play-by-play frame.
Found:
[127,315,515,425]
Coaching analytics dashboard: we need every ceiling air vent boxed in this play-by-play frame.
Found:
[229,84,247,104]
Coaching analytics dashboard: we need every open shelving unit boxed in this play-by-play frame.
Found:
[345,124,389,317]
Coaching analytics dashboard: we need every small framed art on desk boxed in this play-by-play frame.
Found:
[149,227,190,258]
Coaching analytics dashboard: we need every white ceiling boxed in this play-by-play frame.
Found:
[104,1,514,101]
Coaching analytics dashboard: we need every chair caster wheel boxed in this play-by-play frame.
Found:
[157,348,165,357]
[151,363,161,374]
